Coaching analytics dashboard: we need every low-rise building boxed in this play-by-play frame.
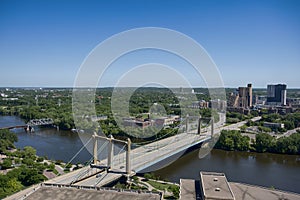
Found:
[123,118,153,128]
[155,115,179,126]
[180,171,300,200]
[263,122,284,129]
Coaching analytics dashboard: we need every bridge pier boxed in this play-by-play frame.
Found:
[25,125,34,133]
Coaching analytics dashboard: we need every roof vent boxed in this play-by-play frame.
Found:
[213,178,218,181]
[215,187,221,192]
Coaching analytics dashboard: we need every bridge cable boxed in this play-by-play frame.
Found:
[65,136,93,167]
[112,144,127,166]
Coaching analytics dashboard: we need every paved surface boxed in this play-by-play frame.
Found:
[230,182,300,200]
[179,179,300,200]
[277,127,300,138]
[180,179,197,200]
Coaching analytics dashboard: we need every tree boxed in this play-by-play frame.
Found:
[6,178,23,193]
[23,146,36,160]
[283,120,295,130]
[255,133,275,153]
[224,137,235,151]
[275,133,300,154]
[215,130,250,151]
[18,168,46,186]
[0,158,12,170]
[0,129,17,153]
[22,158,35,167]
[36,157,44,162]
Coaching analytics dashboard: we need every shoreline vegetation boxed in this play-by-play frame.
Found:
[215,130,300,155]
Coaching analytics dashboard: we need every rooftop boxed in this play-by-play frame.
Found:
[180,171,300,200]
[200,171,235,200]
[180,179,198,200]
[5,183,162,200]
[230,182,300,200]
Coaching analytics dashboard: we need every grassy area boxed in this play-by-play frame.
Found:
[146,180,179,199]
[147,180,170,191]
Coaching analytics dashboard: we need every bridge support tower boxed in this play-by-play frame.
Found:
[107,135,114,170]
[197,116,202,134]
[211,116,214,137]
[93,133,98,165]
[126,138,131,175]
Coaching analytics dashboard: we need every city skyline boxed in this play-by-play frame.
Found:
[0,0,300,88]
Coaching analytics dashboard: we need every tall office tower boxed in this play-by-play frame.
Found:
[237,83,253,108]
[267,84,287,106]
[247,83,253,107]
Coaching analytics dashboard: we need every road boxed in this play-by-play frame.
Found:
[277,127,300,138]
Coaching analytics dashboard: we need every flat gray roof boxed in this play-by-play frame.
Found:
[180,179,197,200]
[230,182,300,200]
[6,184,161,200]
[200,172,235,200]
[179,178,300,200]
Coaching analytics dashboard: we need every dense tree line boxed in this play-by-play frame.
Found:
[215,130,250,151]
[255,131,300,154]
[215,130,300,155]
[0,130,51,198]
[0,129,18,153]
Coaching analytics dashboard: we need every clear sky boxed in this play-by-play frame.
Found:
[0,0,299,88]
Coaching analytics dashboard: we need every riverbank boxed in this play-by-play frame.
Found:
[215,129,300,155]
[1,116,300,194]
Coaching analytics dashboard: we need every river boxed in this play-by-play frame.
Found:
[1,116,299,193]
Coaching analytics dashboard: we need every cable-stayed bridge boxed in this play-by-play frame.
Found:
[46,114,260,187]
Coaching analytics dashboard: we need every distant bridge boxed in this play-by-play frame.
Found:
[0,118,54,131]
[26,118,54,127]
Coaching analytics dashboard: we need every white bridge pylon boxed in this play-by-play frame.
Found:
[92,133,132,175]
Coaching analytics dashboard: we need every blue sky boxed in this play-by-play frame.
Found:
[0,0,299,88]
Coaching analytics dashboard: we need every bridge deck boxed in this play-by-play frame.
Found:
[46,114,260,187]
[68,131,212,187]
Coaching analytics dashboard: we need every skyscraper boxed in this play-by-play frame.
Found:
[228,83,253,109]
[267,84,287,106]
[238,83,252,108]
